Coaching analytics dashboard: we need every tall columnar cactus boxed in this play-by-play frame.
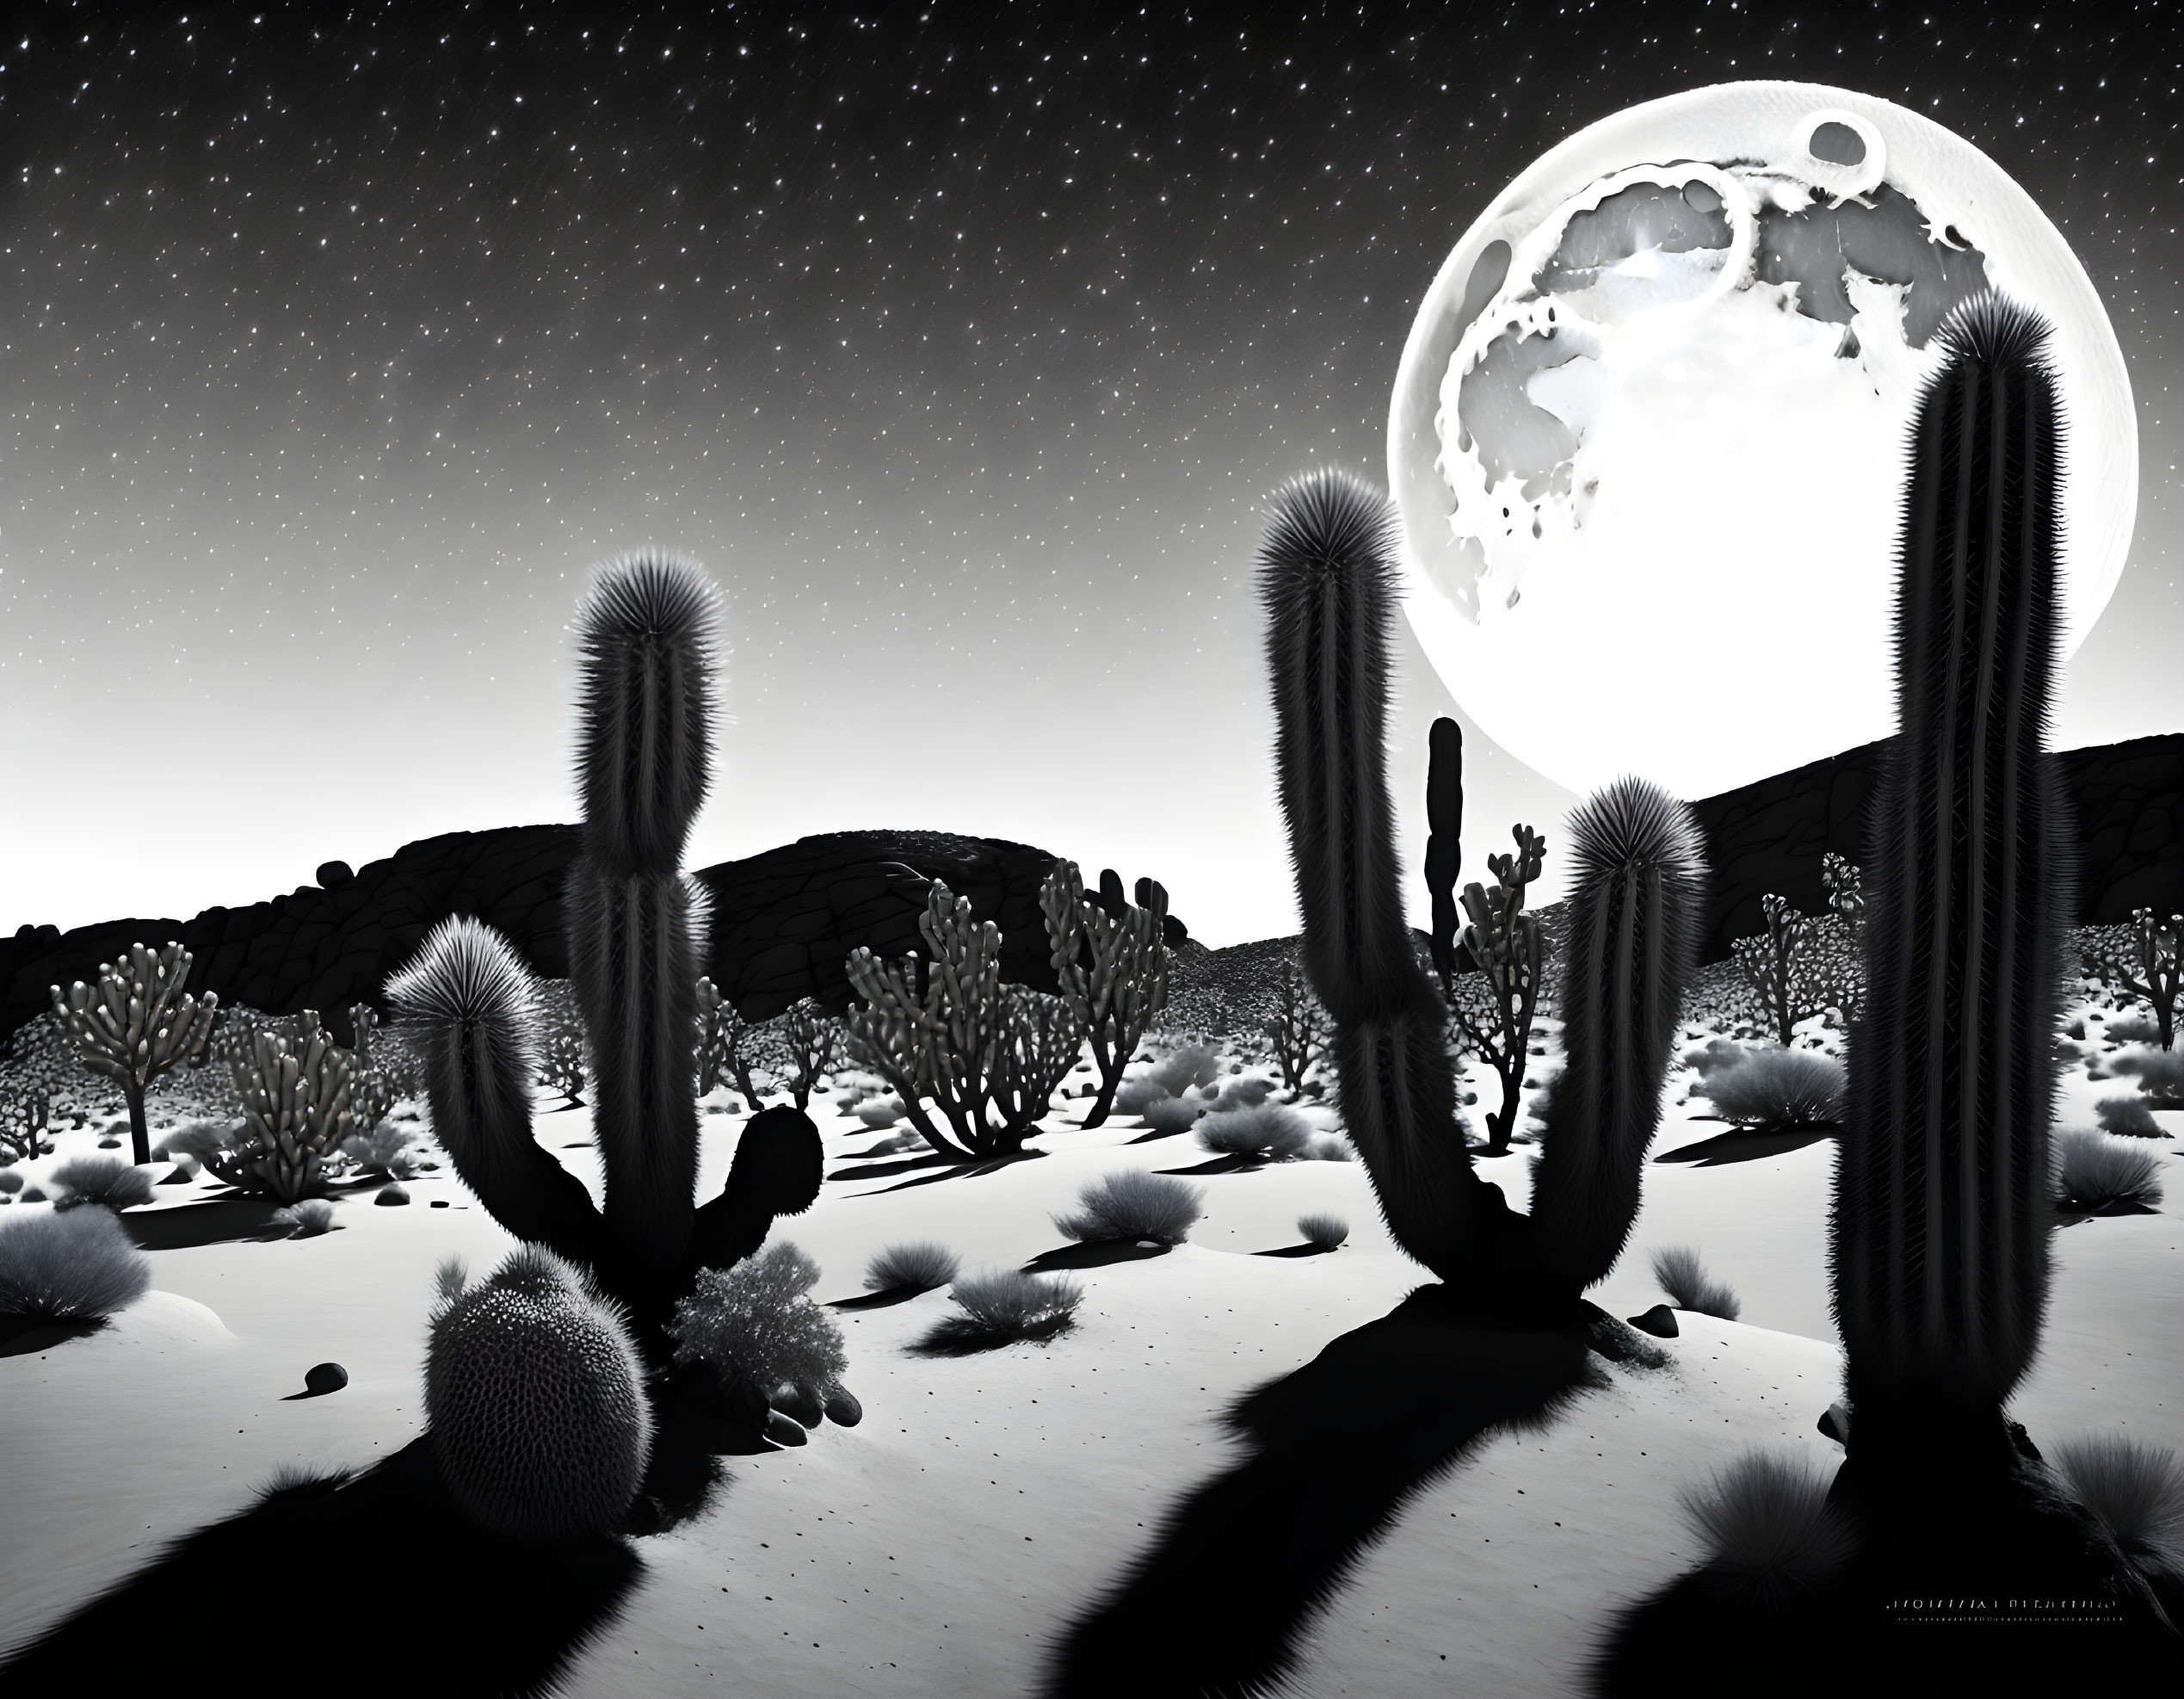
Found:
[1829,297,2076,1458]
[386,555,824,1362]
[51,942,219,1165]
[1256,468,1521,1291]
[1423,716,1465,999]
[1256,468,1705,1319]
[1040,862,1171,1128]
[1526,781,1708,1294]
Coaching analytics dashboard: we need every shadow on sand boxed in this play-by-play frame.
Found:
[1651,1126,1835,1166]
[843,1148,1050,1195]
[1043,1288,1664,1698]
[0,1316,108,1359]
[0,1436,649,1697]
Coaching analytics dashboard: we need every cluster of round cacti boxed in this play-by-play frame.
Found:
[426,1245,654,1540]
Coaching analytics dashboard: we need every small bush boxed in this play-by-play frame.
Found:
[1297,1212,1348,1250]
[1052,1170,1205,1245]
[0,1206,152,1320]
[925,1270,1082,1347]
[2095,1096,2163,1140]
[855,1097,903,1129]
[1681,1038,1749,1078]
[1206,1075,1275,1112]
[1652,1245,1742,1320]
[1195,1103,1311,1161]
[2110,1047,2184,1104]
[2055,1129,2166,1212]
[1677,1451,1855,1604]
[1115,1045,1224,1115]
[271,1199,338,1238]
[339,1121,419,1178]
[0,1171,22,1195]
[2104,1015,2164,1047]
[668,1240,848,1398]
[154,1122,236,1164]
[2050,1432,2184,1575]
[1693,1047,1845,1129]
[864,1240,960,1293]
[48,1157,157,1213]
[1142,1095,1204,1135]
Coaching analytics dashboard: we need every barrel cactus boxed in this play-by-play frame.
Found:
[425,1244,653,1541]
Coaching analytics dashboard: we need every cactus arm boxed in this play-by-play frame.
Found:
[1255,467,1526,1291]
[1424,716,1465,998]
[689,1103,823,1273]
[387,916,607,1269]
[1527,779,1708,1293]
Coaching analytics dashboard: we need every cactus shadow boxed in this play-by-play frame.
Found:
[854,1149,1050,1195]
[120,1196,295,1251]
[1021,1239,1172,1274]
[1040,1290,1659,1699]
[0,1316,108,1359]
[1652,1127,1835,1166]
[0,1436,644,1696]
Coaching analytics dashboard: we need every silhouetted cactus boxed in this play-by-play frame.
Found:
[51,942,219,1165]
[2101,908,2181,1052]
[386,555,824,1354]
[1040,861,1170,1128]
[1256,469,1705,1318]
[426,1245,653,1540]
[1453,823,1547,1154]
[1423,716,1465,998]
[1527,778,1707,1294]
[1830,296,2077,1452]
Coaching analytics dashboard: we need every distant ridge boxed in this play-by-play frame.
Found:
[3,732,2175,1046]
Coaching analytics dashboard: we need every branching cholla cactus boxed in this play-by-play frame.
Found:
[51,942,219,1165]
[1255,467,1704,1319]
[1829,297,2077,1466]
[2101,908,2181,1052]
[386,555,824,1360]
[1452,825,1546,1155]
[846,882,1021,1158]
[207,1011,357,1202]
[1040,861,1171,1128]
[988,985,1082,1141]
[694,976,758,1103]
[1263,964,1328,1094]
[1731,894,1811,1048]
[780,998,844,1113]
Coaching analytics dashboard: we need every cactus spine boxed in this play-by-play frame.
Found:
[1830,296,2076,1450]
[1423,716,1464,999]
[1526,779,1707,1294]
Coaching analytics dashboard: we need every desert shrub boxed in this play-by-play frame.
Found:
[855,1096,903,1129]
[668,1239,848,1399]
[1297,1211,1349,1250]
[2110,1047,2184,1105]
[0,1205,151,1320]
[339,1121,420,1178]
[2055,1129,2166,1212]
[2105,1015,2165,1047]
[1114,1045,1224,1115]
[2095,1096,2163,1140]
[271,1199,337,1238]
[863,1240,960,1293]
[48,1156,156,1213]
[2050,1432,2184,1575]
[1194,1103,1311,1161]
[155,1121,238,1164]
[1142,1094,1204,1135]
[1693,1047,1845,1129]
[1676,1451,1855,1603]
[1681,1038,1749,1078]
[1652,1244,1742,1320]
[1308,1134,1354,1162]
[1052,1170,1204,1245]
[926,1270,1082,1347]
[1206,1074,1275,1112]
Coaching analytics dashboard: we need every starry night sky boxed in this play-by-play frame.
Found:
[3,2,2179,946]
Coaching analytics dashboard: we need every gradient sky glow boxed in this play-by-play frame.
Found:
[3,3,2179,947]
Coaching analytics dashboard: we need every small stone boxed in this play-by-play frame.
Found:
[1627,1304,1680,1338]
[429,1199,449,1208]
[823,1386,864,1428]
[374,1183,410,1207]
[304,1362,349,1396]
[98,1138,123,1150]
[159,1165,195,1185]
[773,1383,824,1428]
[1818,1400,1852,1445]
[763,1409,809,1448]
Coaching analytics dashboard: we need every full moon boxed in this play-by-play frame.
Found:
[1387,82,2136,801]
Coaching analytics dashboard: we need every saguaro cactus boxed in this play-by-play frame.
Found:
[1829,297,2077,1467]
[1040,862,1171,1128]
[1256,468,1703,1321]
[1423,716,1465,998]
[52,942,219,1165]
[386,555,824,1358]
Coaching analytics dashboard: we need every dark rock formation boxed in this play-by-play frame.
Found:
[2,827,1087,1045]
[1687,731,2181,964]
